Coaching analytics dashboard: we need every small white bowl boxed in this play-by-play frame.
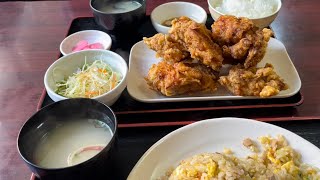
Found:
[60,30,112,56]
[44,49,127,106]
[208,0,282,28]
[151,2,207,34]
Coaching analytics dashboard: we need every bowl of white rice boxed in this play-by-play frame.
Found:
[208,0,282,28]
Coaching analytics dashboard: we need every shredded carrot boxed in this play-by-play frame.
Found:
[98,68,107,74]
[85,91,98,97]
[111,74,117,89]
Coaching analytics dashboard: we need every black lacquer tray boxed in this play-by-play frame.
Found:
[37,16,303,127]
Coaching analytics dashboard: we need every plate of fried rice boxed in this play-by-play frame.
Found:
[127,118,320,180]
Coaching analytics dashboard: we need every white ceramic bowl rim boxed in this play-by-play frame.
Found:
[208,0,282,20]
[44,49,128,100]
[59,30,112,56]
[151,1,207,29]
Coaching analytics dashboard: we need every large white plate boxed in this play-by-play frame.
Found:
[127,118,320,180]
[127,38,301,102]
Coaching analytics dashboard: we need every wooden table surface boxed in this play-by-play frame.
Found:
[1,0,320,179]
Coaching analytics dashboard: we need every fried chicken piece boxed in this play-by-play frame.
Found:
[168,16,194,45]
[169,16,223,71]
[222,38,252,64]
[212,15,255,46]
[219,63,288,97]
[211,15,273,68]
[143,33,189,62]
[145,60,217,96]
[243,28,273,68]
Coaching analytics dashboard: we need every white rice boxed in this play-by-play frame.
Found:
[215,0,279,19]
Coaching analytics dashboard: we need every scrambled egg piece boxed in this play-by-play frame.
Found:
[169,154,220,180]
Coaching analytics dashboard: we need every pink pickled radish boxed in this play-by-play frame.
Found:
[71,40,105,52]
[72,40,89,52]
[82,46,91,50]
[89,43,104,49]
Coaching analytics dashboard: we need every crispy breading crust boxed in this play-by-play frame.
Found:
[143,33,189,62]
[169,16,224,71]
[212,15,273,68]
[219,63,288,97]
[146,60,217,96]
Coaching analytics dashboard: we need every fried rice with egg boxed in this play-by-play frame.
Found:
[164,135,320,180]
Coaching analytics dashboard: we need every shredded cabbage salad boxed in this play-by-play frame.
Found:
[54,59,122,98]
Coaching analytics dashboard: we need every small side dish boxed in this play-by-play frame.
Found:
[55,59,122,98]
[59,30,112,56]
[150,2,207,34]
[90,0,146,32]
[45,50,128,106]
[72,40,104,52]
[165,135,320,180]
[208,0,282,28]
[34,119,113,168]
[215,0,278,19]
[97,1,142,14]
[18,98,118,179]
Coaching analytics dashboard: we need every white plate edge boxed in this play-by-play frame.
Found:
[127,39,302,103]
[127,117,320,179]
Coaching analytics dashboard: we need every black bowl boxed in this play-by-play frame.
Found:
[90,0,146,34]
[17,98,118,180]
